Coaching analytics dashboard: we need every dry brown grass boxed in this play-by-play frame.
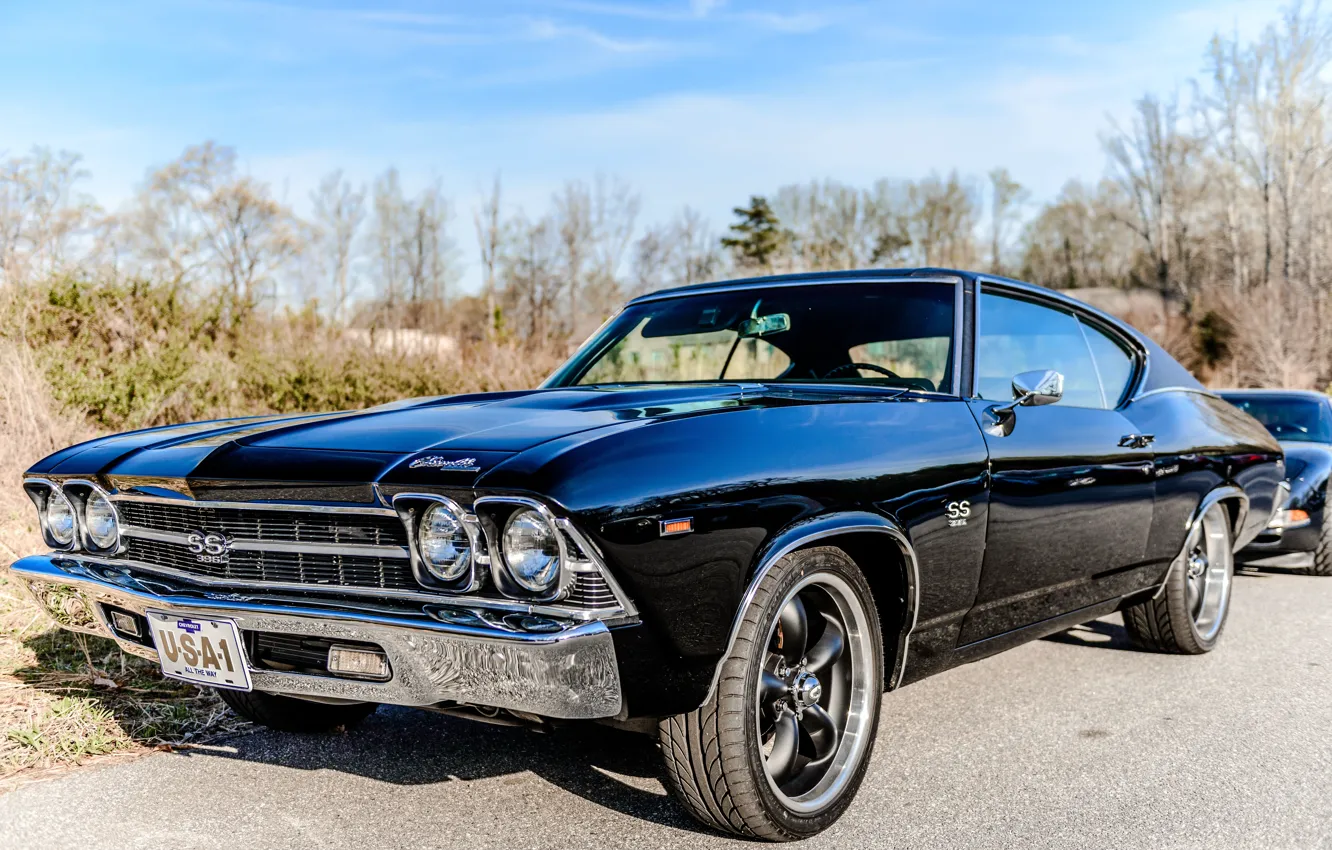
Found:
[0,282,564,792]
[0,341,250,792]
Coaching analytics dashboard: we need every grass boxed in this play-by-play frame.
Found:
[0,278,559,792]
[0,572,250,792]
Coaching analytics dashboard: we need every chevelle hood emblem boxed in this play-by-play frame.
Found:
[409,455,482,472]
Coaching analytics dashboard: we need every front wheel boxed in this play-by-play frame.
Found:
[1123,501,1234,654]
[658,546,883,841]
[1299,507,1332,576]
[216,688,378,733]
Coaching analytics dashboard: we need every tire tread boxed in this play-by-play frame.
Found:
[657,546,881,841]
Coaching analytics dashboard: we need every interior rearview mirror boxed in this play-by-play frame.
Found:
[738,313,790,338]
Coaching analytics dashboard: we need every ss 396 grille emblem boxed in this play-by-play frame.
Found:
[186,530,233,564]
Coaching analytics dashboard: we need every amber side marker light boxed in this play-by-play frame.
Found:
[660,518,694,536]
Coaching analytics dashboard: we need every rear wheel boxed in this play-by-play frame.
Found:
[657,546,883,841]
[216,688,377,733]
[1123,501,1234,654]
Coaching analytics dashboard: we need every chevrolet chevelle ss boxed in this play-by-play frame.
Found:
[10,269,1282,840]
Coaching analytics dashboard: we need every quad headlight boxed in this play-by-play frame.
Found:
[84,490,120,550]
[501,509,561,593]
[418,502,473,582]
[44,489,76,547]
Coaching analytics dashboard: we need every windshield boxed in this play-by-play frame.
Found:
[1221,394,1332,443]
[545,282,957,392]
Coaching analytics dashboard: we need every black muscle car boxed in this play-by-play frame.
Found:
[9,269,1282,841]
[1218,389,1332,576]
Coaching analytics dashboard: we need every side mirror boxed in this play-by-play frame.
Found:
[1011,369,1064,407]
[983,369,1064,436]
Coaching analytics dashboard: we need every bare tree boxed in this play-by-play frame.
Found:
[987,167,1028,275]
[1102,95,1200,294]
[369,167,407,315]
[310,170,366,322]
[474,174,503,338]
[125,142,301,323]
[0,148,95,285]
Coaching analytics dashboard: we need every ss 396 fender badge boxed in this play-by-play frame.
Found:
[946,500,971,527]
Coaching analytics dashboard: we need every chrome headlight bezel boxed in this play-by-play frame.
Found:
[83,489,121,551]
[500,508,562,594]
[23,478,78,551]
[418,501,474,582]
[392,493,485,593]
[476,496,570,602]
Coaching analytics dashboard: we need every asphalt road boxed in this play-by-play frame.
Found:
[1,566,1329,850]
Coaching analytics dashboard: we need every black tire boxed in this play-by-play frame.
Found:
[1298,514,1332,576]
[216,688,377,733]
[657,546,883,841]
[1123,501,1233,654]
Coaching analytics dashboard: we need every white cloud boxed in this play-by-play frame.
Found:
[0,0,1297,297]
[690,0,727,18]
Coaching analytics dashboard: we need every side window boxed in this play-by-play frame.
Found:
[976,291,1104,408]
[1079,319,1135,408]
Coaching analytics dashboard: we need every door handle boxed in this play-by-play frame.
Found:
[1118,433,1155,449]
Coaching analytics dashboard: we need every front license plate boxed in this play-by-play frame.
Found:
[146,611,251,691]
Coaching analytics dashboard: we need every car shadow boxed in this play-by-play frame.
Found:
[1236,564,1302,578]
[1042,616,1145,652]
[1044,568,1294,653]
[12,623,710,834]
[174,706,712,836]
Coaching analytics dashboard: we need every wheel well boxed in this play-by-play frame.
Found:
[798,531,911,689]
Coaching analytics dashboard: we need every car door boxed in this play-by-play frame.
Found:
[958,285,1155,645]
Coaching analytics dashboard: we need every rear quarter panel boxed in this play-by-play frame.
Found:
[1122,390,1282,566]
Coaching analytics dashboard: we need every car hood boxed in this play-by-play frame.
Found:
[29,385,757,489]
[1279,440,1332,487]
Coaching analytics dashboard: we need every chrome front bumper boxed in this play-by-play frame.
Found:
[7,554,623,720]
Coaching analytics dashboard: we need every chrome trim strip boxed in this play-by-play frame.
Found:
[11,553,623,719]
[704,514,920,705]
[975,276,1152,405]
[626,274,965,305]
[951,277,964,397]
[1153,485,1250,599]
[108,492,399,517]
[1129,385,1222,403]
[118,525,410,559]
[33,552,636,623]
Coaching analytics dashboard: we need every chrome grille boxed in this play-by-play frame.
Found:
[116,501,406,547]
[121,537,418,591]
[566,572,617,608]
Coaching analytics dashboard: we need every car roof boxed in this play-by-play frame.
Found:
[628,267,1133,339]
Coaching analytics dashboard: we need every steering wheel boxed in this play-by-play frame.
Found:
[823,362,900,380]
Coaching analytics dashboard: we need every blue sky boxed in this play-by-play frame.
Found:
[1,0,1288,290]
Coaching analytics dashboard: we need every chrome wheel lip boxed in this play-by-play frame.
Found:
[1188,503,1233,643]
[755,571,875,815]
